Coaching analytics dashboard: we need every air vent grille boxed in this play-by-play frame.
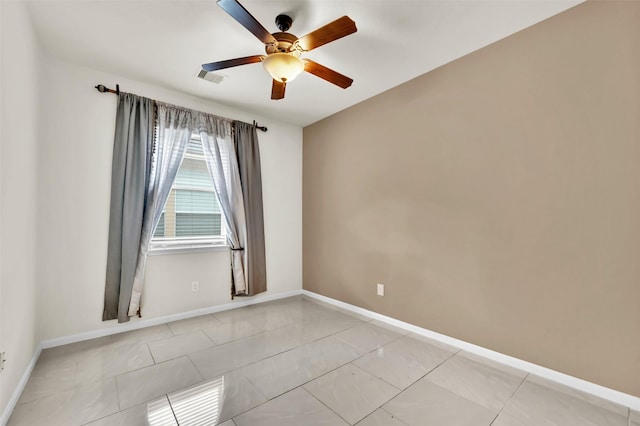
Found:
[197,69,225,84]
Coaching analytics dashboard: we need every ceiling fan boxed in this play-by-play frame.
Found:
[202,0,357,100]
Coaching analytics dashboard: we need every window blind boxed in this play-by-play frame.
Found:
[152,134,227,247]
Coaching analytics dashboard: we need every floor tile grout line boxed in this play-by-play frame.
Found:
[117,355,170,378]
[191,317,371,382]
[417,347,459,380]
[429,350,530,416]
[13,359,101,409]
[238,358,398,426]
[369,348,500,423]
[114,370,123,413]
[79,409,118,426]
[317,330,461,394]
[347,361,405,392]
[509,372,530,400]
[299,386,354,425]
[229,385,313,424]
[18,332,217,408]
[302,362,405,425]
[237,337,375,413]
[165,394,180,425]
[365,409,410,426]
[71,346,155,394]
[185,354,206,382]
[147,342,158,365]
[117,372,209,416]
[242,347,360,400]
[108,354,202,402]
[175,314,264,339]
[378,407,412,426]
[332,325,407,356]
[175,311,315,351]
[489,372,530,425]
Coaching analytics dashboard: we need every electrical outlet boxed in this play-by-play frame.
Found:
[191,281,199,292]
[377,283,385,296]
[1,352,6,372]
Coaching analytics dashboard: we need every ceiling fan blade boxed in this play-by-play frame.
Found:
[296,16,357,52]
[217,0,277,45]
[202,55,264,72]
[303,60,353,89]
[271,80,286,100]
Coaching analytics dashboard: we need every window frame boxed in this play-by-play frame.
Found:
[148,133,229,254]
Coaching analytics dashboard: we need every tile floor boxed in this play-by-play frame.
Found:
[7,295,637,426]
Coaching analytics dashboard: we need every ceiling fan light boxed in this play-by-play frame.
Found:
[262,53,304,83]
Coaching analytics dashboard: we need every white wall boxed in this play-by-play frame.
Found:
[0,1,41,417]
[0,5,301,414]
[36,55,303,340]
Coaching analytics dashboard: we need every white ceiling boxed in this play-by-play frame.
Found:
[27,0,581,127]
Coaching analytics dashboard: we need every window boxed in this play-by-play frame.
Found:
[150,134,228,251]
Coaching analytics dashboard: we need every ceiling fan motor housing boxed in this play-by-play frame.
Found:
[275,14,293,31]
[266,32,299,54]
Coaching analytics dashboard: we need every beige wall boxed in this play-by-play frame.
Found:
[303,1,640,397]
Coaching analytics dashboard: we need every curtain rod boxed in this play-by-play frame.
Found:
[94,84,268,132]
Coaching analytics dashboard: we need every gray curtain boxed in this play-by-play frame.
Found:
[234,122,267,296]
[103,93,154,322]
[127,103,194,317]
[104,93,265,317]
[199,117,248,295]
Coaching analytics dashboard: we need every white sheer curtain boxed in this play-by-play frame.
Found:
[127,103,193,316]
[198,114,249,295]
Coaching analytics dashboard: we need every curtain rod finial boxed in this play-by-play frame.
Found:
[95,84,120,95]
[252,120,268,132]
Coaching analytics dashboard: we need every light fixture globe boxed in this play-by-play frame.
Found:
[262,53,304,83]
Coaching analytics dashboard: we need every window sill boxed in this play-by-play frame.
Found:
[149,244,229,256]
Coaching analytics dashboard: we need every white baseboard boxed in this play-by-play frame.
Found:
[41,289,303,349]
[0,343,42,426]
[301,290,640,412]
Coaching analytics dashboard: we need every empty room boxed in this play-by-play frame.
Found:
[1,0,639,425]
